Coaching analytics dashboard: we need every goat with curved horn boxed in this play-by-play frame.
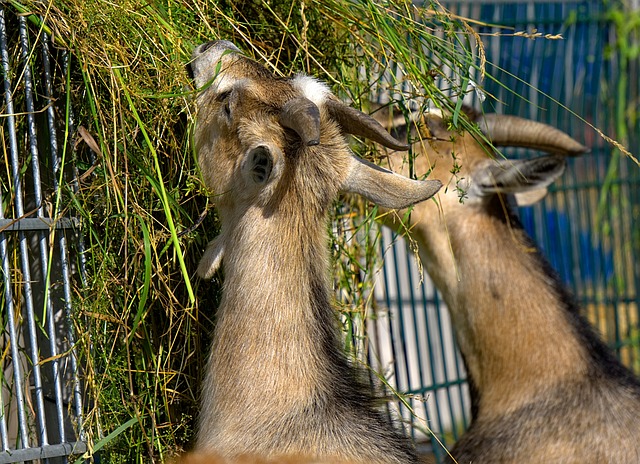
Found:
[477,113,589,156]
[326,98,410,151]
[186,40,442,463]
[376,106,640,463]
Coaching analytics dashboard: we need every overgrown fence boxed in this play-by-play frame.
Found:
[0,7,86,464]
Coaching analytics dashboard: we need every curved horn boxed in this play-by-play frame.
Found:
[477,114,589,156]
[344,156,442,209]
[279,97,321,146]
[325,99,410,151]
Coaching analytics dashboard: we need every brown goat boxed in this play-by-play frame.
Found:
[188,40,442,463]
[377,107,640,463]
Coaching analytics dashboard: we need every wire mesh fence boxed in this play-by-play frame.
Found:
[371,1,640,461]
[0,6,86,463]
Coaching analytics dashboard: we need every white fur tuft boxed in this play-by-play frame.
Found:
[292,75,331,106]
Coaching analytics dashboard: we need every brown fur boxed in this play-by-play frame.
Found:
[186,41,441,463]
[379,109,640,463]
[174,452,356,464]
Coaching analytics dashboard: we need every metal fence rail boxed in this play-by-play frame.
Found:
[0,6,86,463]
[372,1,640,461]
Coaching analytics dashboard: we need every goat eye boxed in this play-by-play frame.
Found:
[216,90,232,117]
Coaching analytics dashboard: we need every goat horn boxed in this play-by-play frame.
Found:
[279,97,321,146]
[344,156,442,209]
[477,114,589,156]
[325,99,410,151]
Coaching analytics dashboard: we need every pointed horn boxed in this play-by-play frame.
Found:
[343,156,441,209]
[279,97,321,146]
[325,99,410,151]
[477,114,589,156]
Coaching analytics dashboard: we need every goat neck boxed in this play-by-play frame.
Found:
[380,108,640,462]
[189,40,442,462]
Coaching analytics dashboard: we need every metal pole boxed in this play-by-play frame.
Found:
[60,51,86,439]
[40,26,70,451]
[0,7,31,451]
[17,13,51,454]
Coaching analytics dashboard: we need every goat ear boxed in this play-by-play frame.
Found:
[513,188,550,206]
[469,155,566,202]
[343,156,442,209]
[242,145,275,185]
[197,235,225,279]
[325,99,410,151]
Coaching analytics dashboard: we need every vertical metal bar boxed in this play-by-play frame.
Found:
[0,230,17,451]
[0,7,31,451]
[40,28,69,451]
[0,371,8,451]
[410,271,432,435]
[388,237,413,426]
[399,246,418,435]
[378,232,404,420]
[420,288,446,462]
[60,51,86,438]
[0,154,14,450]
[0,17,13,450]
[17,14,50,452]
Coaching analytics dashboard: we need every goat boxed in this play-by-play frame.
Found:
[377,106,640,463]
[187,40,442,463]
[174,452,357,463]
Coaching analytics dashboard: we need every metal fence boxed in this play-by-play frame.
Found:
[371,1,640,461]
[0,6,86,463]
